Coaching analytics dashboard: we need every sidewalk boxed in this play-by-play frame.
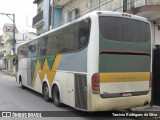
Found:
[0,69,16,77]
[130,104,160,120]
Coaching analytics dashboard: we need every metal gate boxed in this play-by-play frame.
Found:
[152,45,160,106]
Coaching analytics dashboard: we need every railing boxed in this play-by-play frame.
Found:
[125,0,160,11]
[32,10,43,27]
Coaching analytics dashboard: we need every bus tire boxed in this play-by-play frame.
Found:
[19,76,25,89]
[42,82,51,102]
[52,85,61,107]
[22,85,25,89]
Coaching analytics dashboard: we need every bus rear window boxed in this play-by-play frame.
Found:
[99,16,150,42]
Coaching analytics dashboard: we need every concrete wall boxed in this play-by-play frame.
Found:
[62,0,90,23]
[100,0,123,12]
[37,26,43,35]
[43,0,50,32]
[59,0,123,24]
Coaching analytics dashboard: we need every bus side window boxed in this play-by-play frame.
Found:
[78,19,91,49]
[19,43,29,58]
[79,32,88,48]
[40,37,48,55]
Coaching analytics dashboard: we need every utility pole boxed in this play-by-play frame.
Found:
[0,13,16,55]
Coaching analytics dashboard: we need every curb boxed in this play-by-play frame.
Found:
[0,70,16,77]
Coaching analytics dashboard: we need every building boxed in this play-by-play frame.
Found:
[0,23,36,71]
[32,0,44,35]
[121,0,160,46]
[32,0,160,46]
[32,0,52,35]
[2,23,18,44]
[0,23,18,70]
[51,0,123,27]
[15,32,36,54]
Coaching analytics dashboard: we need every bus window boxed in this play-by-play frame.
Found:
[19,43,29,58]
[28,40,37,57]
[99,16,150,42]
[78,19,91,49]
[40,37,48,55]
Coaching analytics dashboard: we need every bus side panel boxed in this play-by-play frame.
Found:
[56,48,88,110]
[55,72,76,108]
[58,48,87,72]
[18,58,29,86]
[27,58,32,87]
[56,72,67,104]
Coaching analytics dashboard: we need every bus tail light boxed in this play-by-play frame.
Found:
[92,73,100,94]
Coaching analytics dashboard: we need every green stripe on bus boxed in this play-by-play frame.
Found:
[39,57,46,70]
[46,55,56,70]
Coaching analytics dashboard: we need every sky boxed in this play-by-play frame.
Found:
[0,0,37,35]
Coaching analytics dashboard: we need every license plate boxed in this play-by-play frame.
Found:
[122,93,132,97]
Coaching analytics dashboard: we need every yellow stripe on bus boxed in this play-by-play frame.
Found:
[48,54,63,87]
[32,54,63,88]
[100,72,150,83]
[32,59,41,88]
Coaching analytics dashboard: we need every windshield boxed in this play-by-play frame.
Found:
[99,16,151,43]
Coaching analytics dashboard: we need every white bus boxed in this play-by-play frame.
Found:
[17,11,152,111]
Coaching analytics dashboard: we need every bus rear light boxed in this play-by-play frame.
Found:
[92,73,100,94]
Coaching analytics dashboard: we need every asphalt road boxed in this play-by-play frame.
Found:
[0,71,153,120]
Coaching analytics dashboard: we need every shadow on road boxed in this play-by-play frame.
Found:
[16,86,152,119]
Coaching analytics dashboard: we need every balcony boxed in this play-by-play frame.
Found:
[32,10,44,28]
[124,0,160,22]
[52,0,71,7]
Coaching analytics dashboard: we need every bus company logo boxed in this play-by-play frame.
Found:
[2,112,11,117]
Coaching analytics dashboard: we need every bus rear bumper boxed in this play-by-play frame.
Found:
[89,91,151,112]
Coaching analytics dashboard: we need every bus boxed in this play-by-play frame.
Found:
[17,11,152,111]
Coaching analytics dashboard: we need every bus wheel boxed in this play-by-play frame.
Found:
[19,76,25,89]
[52,86,61,107]
[43,83,50,102]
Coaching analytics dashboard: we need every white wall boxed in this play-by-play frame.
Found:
[155,26,160,45]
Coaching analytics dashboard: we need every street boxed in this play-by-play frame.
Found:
[0,71,154,120]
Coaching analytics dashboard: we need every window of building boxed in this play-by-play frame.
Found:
[68,9,77,22]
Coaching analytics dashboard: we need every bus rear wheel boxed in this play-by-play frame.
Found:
[52,86,61,107]
[43,83,51,102]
